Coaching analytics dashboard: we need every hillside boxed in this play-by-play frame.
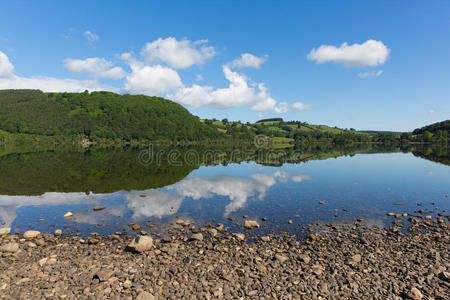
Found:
[0,89,224,141]
[413,119,450,136]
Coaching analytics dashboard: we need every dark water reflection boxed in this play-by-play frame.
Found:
[0,145,448,236]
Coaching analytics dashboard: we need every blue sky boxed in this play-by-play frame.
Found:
[0,1,449,131]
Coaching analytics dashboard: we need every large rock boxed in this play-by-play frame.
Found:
[190,233,203,241]
[407,287,423,300]
[127,235,153,253]
[0,227,10,236]
[244,220,260,230]
[0,242,19,253]
[136,291,156,300]
[23,230,41,239]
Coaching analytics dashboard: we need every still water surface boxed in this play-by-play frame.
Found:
[0,147,448,236]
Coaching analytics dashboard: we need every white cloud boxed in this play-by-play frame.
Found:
[274,102,289,114]
[169,65,276,111]
[124,63,183,95]
[141,37,215,69]
[358,70,383,78]
[0,51,14,78]
[64,57,126,79]
[83,30,99,43]
[428,109,435,115]
[307,40,390,67]
[229,53,268,69]
[0,51,116,92]
[291,102,313,111]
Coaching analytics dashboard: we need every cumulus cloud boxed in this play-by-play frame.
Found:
[64,57,126,79]
[0,51,14,78]
[0,51,116,92]
[307,40,390,67]
[141,37,215,69]
[124,63,183,95]
[83,30,99,43]
[358,70,383,78]
[196,74,204,81]
[274,102,289,114]
[169,65,276,111]
[291,102,313,111]
[228,53,268,69]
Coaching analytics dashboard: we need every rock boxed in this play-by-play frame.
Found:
[0,227,11,236]
[351,254,362,263]
[439,271,450,282]
[261,236,270,242]
[38,258,48,266]
[387,212,395,216]
[319,201,325,204]
[136,291,156,300]
[123,279,132,289]
[275,254,288,263]
[299,254,311,264]
[132,224,141,231]
[127,235,153,253]
[244,220,260,230]
[425,215,432,220]
[0,242,19,253]
[209,229,218,237]
[64,212,73,218]
[288,220,293,224]
[261,217,268,221]
[176,219,185,225]
[407,287,423,300]
[311,265,324,276]
[234,233,245,241]
[94,270,113,282]
[54,229,62,236]
[93,206,106,211]
[190,233,203,241]
[23,230,41,239]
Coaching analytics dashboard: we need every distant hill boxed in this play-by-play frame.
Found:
[359,130,403,135]
[0,89,224,141]
[412,119,450,135]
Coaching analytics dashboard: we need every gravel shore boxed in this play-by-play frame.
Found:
[1,215,449,299]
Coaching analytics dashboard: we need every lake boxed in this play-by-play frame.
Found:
[0,145,448,236]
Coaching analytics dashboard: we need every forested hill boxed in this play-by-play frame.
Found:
[0,89,224,141]
[412,119,450,136]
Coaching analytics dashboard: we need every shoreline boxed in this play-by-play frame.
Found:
[1,215,449,299]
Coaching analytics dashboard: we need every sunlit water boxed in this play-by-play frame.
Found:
[0,149,449,236]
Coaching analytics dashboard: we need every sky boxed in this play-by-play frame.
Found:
[0,1,449,131]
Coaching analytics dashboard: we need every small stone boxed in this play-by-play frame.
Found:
[387,212,395,217]
[275,254,288,263]
[190,233,203,241]
[261,236,270,242]
[425,215,432,220]
[93,206,106,211]
[299,254,311,264]
[0,242,19,253]
[23,230,41,239]
[136,291,156,300]
[319,201,325,204]
[0,227,11,236]
[244,220,260,230]
[38,258,48,266]
[64,212,73,218]
[311,265,324,276]
[94,270,113,282]
[407,287,423,300]
[261,217,268,221]
[288,220,293,224]
[209,229,218,237]
[176,219,185,225]
[234,233,245,241]
[351,254,362,263]
[54,229,62,236]
[132,224,141,231]
[127,235,153,253]
[123,279,132,289]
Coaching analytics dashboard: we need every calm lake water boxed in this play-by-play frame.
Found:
[0,146,449,236]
